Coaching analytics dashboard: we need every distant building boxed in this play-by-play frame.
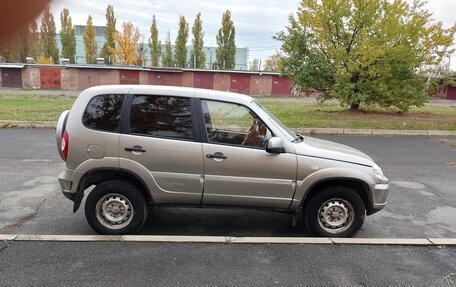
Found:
[139,43,248,70]
[56,25,106,65]
[56,25,248,70]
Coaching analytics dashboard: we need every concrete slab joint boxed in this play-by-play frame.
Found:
[427,238,456,245]
[0,234,18,241]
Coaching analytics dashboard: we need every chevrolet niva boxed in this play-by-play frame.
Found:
[57,85,389,237]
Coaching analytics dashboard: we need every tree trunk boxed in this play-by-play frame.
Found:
[350,73,361,110]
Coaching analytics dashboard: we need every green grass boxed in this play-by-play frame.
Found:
[0,93,75,122]
[0,92,455,130]
[260,98,456,131]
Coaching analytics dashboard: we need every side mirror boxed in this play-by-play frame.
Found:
[266,137,285,154]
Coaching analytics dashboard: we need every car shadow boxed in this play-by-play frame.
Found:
[138,207,312,237]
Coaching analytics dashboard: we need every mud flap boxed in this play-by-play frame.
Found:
[291,208,302,228]
[73,190,84,213]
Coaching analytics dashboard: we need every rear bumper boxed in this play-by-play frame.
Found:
[58,168,85,202]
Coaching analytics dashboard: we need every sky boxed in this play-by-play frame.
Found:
[48,0,455,69]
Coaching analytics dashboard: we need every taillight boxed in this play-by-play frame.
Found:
[60,131,69,161]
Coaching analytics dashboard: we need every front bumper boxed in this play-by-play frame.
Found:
[372,183,389,210]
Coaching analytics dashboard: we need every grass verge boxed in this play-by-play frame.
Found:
[260,97,456,131]
[0,91,455,130]
[0,92,75,122]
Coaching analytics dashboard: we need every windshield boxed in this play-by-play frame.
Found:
[252,99,296,141]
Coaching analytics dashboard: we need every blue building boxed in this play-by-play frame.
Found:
[56,25,106,64]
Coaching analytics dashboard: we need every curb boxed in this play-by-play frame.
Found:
[1,235,456,246]
[0,120,56,129]
[1,121,455,137]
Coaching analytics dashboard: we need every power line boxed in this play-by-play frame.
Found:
[248,47,281,51]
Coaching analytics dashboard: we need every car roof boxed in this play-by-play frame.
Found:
[80,85,254,105]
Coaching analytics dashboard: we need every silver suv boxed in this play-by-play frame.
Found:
[57,85,389,237]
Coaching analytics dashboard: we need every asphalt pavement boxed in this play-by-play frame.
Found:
[0,241,455,286]
[1,128,455,286]
[0,128,455,238]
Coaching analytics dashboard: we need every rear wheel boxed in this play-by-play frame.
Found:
[85,180,147,235]
[303,186,365,237]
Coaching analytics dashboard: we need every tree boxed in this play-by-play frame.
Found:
[100,5,116,64]
[40,6,59,63]
[110,21,141,65]
[275,16,332,98]
[0,37,21,62]
[277,0,454,111]
[264,52,283,72]
[83,15,97,64]
[162,32,174,67]
[148,15,162,66]
[190,13,206,68]
[137,37,147,66]
[250,59,260,71]
[27,21,41,60]
[0,21,39,63]
[174,16,189,68]
[60,8,76,63]
[215,10,236,69]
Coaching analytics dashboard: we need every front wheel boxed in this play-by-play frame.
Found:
[303,186,365,237]
[84,180,147,235]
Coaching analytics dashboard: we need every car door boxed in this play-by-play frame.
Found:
[199,99,297,208]
[118,93,204,204]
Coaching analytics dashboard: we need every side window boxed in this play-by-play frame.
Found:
[82,94,124,132]
[202,100,272,148]
[130,95,194,140]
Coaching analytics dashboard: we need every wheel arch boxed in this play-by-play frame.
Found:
[300,178,373,214]
[77,168,153,207]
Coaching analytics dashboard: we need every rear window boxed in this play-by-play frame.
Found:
[130,95,194,140]
[82,94,125,132]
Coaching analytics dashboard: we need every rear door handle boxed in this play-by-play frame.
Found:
[206,152,227,160]
[125,146,146,153]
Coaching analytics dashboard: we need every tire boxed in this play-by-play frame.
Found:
[84,180,147,235]
[303,186,365,237]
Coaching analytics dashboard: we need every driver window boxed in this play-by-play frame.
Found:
[201,100,272,148]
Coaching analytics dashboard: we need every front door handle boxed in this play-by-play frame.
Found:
[125,146,146,153]
[206,152,227,160]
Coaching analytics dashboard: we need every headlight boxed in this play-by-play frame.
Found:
[372,163,388,181]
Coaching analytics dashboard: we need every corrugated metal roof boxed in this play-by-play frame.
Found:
[17,63,184,73]
[0,63,282,75]
[182,68,281,76]
[22,63,144,70]
[0,64,25,69]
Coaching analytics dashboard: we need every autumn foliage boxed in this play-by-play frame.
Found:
[83,15,97,64]
[277,0,455,111]
[110,21,141,66]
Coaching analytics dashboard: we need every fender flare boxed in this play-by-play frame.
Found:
[292,167,376,210]
[73,167,154,213]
